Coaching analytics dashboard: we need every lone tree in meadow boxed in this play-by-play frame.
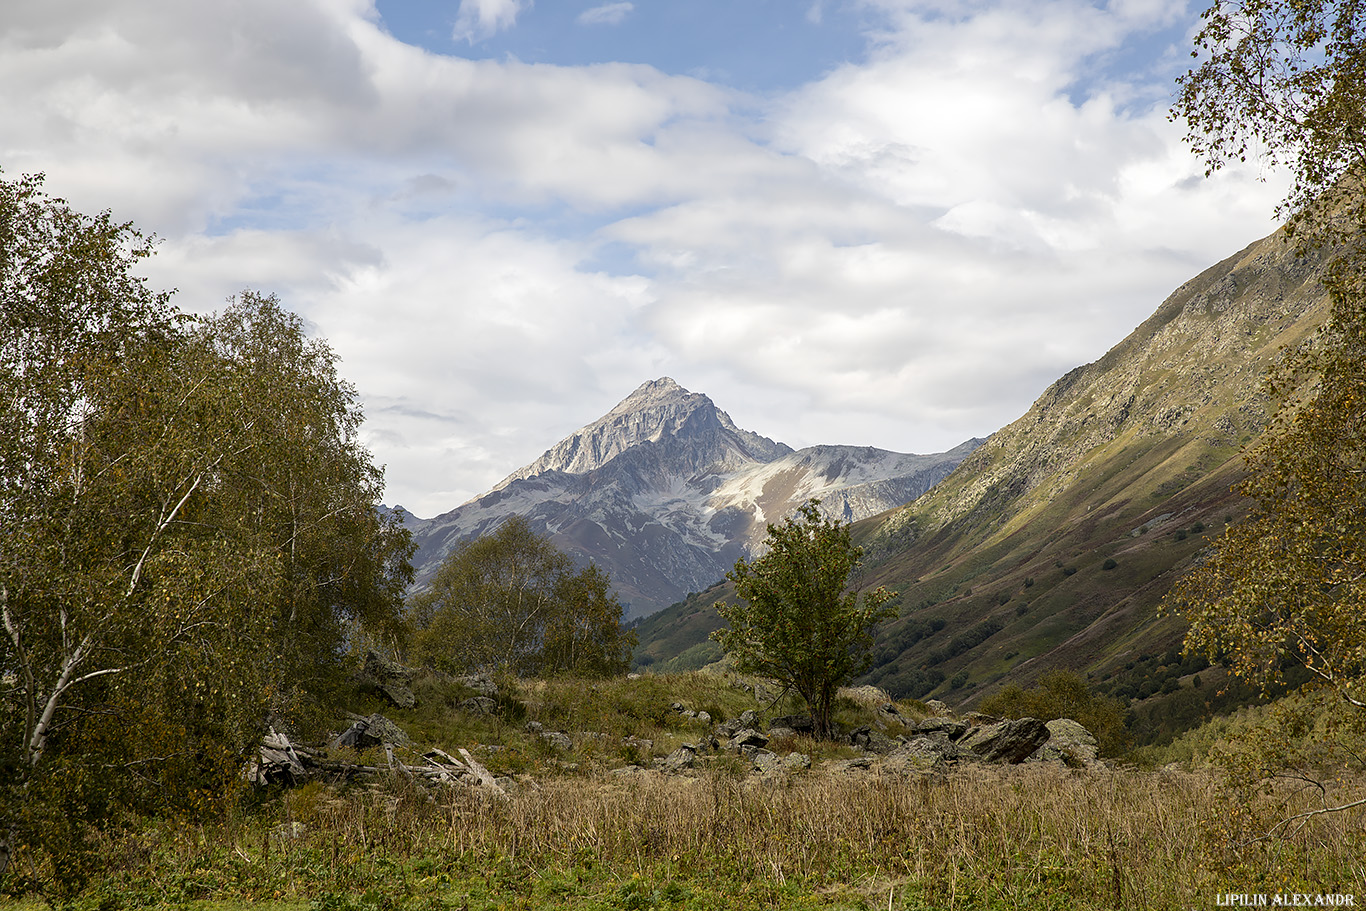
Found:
[712,500,894,739]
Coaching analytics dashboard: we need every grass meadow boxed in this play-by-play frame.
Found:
[10,672,1365,910]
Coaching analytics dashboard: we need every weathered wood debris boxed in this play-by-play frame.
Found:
[245,715,506,798]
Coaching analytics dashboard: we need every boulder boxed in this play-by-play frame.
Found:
[461,696,496,716]
[963,711,1003,727]
[622,736,654,756]
[769,713,816,735]
[885,734,960,771]
[914,717,968,741]
[751,749,784,773]
[923,699,952,717]
[716,713,762,740]
[655,745,698,773]
[363,650,417,709]
[1028,718,1100,767]
[539,730,573,751]
[726,729,769,752]
[849,726,898,754]
[333,713,411,750]
[840,685,893,708]
[958,717,1049,764]
[455,673,499,698]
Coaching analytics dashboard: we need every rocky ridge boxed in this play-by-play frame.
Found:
[888,229,1329,541]
[407,378,982,617]
[850,227,1336,702]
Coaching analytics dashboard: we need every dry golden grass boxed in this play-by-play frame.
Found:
[225,760,1365,910]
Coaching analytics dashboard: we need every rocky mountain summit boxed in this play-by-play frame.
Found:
[406,378,982,617]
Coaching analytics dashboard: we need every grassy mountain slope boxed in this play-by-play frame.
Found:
[635,228,1333,734]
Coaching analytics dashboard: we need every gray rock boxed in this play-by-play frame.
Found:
[461,696,496,716]
[784,752,811,770]
[455,673,499,698]
[540,731,573,751]
[850,726,898,754]
[914,717,968,741]
[363,650,417,709]
[767,726,799,743]
[1028,718,1100,766]
[656,745,697,773]
[886,734,960,771]
[751,749,783,773]
[959,717,1050,764]
[923,699,951,717]
[622,736,654,755]
[333,713,411,750]
[964,711,1003,727]
[363,713,412,747]
[769,713,816,734]
[715,719,743,739]
[695,710,712,724]
[727,728,769,751]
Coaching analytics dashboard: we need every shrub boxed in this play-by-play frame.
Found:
[979,670,1132,756]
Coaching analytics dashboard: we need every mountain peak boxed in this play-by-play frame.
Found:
[605,377,703,419]
[491,378,790,490]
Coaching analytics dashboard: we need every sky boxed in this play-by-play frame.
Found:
[0,0,1288,518]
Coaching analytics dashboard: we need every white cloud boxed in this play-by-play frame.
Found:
[0,0,1292,515]
[577,2,634,26]
[452,0,531,42]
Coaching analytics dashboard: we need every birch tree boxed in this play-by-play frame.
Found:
[0,173,411,892]
[410,517,633,677]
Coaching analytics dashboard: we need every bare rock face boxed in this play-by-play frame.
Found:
[958,718,1051,764]
[406,377,982,617]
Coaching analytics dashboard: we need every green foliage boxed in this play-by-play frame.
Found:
[1173,0,1366,247]
[1168,312,1366,708]
[711,501,894,738]
[1170,0,1366,720]
[980,671,1132,756]
[0,172,412,894]
[409,517,634,678]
